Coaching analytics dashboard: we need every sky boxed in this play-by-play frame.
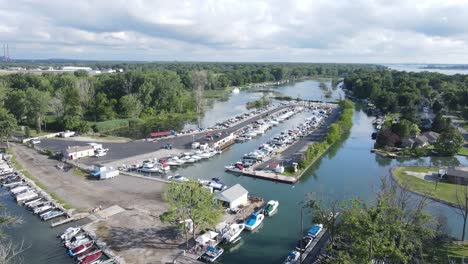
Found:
[1,0,467,63]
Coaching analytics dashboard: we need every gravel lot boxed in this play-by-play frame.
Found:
[11,144,188,264]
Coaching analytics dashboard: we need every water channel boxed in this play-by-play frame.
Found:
[2,80,467,264]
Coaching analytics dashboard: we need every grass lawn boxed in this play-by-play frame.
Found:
[281,170,299,177]
[15,129,55,137]
[459,147,468,156]
[435,242,468,263]
[393,166,462,205]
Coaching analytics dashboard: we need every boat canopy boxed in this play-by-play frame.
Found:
[308,225,321,236]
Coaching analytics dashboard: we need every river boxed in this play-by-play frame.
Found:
[2,80,467,264]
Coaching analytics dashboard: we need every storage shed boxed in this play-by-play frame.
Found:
[63,146,95,160]
[217,184,248,209]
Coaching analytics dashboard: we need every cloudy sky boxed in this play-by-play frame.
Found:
[1,0,467,63]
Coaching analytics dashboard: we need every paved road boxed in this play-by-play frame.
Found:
[36,104,297,165]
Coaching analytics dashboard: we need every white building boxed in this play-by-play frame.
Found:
[217,184,248,209]
[62,146,95,160]
[61,66,92,72]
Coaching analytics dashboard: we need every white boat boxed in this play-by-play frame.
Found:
[191,155,202,161]
[244,212,264,231]
[42,210,64,221]
[307,224,323,238]
[33,204,53,214]
[10,185,29,194]
[232,88,240,94]
[60,227,81,241]
[167,175,189,182]
[201,246,224,262]
[225,164,245,173]
[283,250,300,264]
[180,156,196,163]
[165,158,185,166]
[24,197,42,206]
[139,163,162,173]
[66,237,91,249]
[158,163,171,172]
[199,152,212,159]
[16,191,38,202]
[264,200,279,216]
[222,223,245,243]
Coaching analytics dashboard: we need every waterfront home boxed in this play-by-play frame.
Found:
[62,145,95,160]
[217,184,248,209]
[401,131,439,148]
[445,166,468,185]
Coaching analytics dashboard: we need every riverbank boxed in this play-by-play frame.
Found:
[390,166,461,207]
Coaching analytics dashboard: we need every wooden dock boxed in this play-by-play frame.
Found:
[51,213,89,227]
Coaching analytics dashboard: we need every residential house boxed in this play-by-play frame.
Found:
[401,131,439,148]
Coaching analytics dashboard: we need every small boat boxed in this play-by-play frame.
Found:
[222,223,245,244]
[10,185,29,194]
[66,237,91,249]
[158,163,171,172]
[138,163,162,173]
[167,175,189,182]
[180,156,196,163]
[41,210,64,221]
[69,241,93,256]
[264,200,279,216]
[283,250,300,264]
[33,204,53,214]
[225,163,245,173]
[201,246,224,262]
[60,227,81,241]
[295,236,313,252]
[80,250,102,264]
[307,224,323,238]
[16,191,38,202]
[24,197,42,206]
[244,212,264,231]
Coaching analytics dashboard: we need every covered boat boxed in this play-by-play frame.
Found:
[307,224,323,238]
[244,212,264,231]
[264,200,279,216]
[201,246,224,262]
[283,250,300,264]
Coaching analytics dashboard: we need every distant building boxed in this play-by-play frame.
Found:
[62,145,95,160]
[61,66,92,72]
[445,166,468,185]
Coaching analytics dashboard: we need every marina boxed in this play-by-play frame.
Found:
[2,80,467,264]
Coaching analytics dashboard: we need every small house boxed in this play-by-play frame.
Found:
[421,131,439,144]
[217,184,248,209]
[446,167,468,185]
[401,138,415,148]
[62,146,95,160]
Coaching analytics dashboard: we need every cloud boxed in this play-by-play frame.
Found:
[0,0,467,63]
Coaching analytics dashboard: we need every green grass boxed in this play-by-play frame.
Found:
[281,170,300,177]
[72,168,89,178]
[14,129,55,137]
[393,166,461,205]
[434,242,468,263]
[459,147,468,156]
[7,149,72,210]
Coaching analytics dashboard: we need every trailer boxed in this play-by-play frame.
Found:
[59,130,76,138]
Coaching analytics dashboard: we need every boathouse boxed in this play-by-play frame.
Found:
[62,145,95,160]
[217,184,248,209]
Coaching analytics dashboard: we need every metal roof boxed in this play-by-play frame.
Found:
[218,184,248,203]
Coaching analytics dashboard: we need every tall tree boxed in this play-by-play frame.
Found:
[0,108,17,142]
[25,88,50,133]
[434,127,464,156]
[192,71,208,128]
[119,94,142,118]
[162,180,223,248]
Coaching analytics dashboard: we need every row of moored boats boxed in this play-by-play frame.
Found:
[1,166,66,222]
[58,227,116,264]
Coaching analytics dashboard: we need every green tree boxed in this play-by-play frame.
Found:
[162,180,223,248]
[392,119,412,138]
[119,94,143,118]
[409,123,421,137]
[434,127,464,156]
[0,108,18,141]
[25,88,50,133]
[4,89,27,121]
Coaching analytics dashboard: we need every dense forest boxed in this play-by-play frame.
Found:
[0,62,381,138]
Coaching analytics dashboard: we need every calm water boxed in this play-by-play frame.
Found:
[3,80,467,264]
[384,64,468,75]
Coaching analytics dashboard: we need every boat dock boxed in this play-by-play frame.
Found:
[51,212,89,227]
[301,228,328,263]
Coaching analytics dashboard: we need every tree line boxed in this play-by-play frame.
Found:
[0,63,381,139]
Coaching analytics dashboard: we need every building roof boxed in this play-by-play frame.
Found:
[218,184,248,203]
[401,138,415,147]
[415,135,428,145]
[447,166,468,179]
[64,145,94,153]
[421,131,439,143]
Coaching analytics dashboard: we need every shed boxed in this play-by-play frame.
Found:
[446,166,468,185]
[62,146,95,160]
[217,184,248,209]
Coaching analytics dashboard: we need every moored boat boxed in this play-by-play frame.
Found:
[60,227,81,241]
[244,212,264,231]
[225,163,245,173]
[264,200,279,216]
[201,246,224,262]
[222,223,245,244]
[69,241,94,256]
[283,250,300,264]
[307,224,323,238]
[80,250,102,264]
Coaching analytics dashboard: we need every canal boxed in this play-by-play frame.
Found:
[2,80,467,264]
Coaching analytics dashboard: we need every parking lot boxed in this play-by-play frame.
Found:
[36,104,295,166]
